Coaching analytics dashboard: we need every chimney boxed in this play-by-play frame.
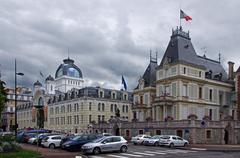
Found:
[228,61,234,80]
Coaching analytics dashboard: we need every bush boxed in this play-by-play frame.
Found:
[1,142,13,152]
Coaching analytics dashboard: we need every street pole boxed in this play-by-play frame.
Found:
[14,59,24,140]
[14,59,17,139]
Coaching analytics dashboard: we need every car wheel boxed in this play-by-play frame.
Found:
[120,145,128,153]
[93,147,101,155]
[184,143,188,147]
[169,143,174,148]
[154,142,159,146]
[49,144,55,149]
[133,142,137,145]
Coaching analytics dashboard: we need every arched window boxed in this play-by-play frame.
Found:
[122,105,125,113]
[98,103,101,111]
[110,104,113,112]
[126,105,129,113]
[114,104,117,112]
[102,103,105,111]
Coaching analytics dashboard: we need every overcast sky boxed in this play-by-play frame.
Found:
[0,0,240,91]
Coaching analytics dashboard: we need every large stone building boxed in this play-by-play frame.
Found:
[1,87,32,131]
[93,27,240,144]
[133,26,235,122]
[17,57,133,133]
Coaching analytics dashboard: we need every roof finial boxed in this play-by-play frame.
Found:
[219,52,221,63]
[150,49,152,62]
[68,48,70,59]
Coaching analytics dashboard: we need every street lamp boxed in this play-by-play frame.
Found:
[15,59,24,139]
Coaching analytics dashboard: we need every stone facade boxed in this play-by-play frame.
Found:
[93,119,240,144]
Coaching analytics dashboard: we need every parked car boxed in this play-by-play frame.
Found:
[61,134,100,151]
[28,135,39,144]
[0,131,14,137]
[143,135,162,146]
[82,136,128,155]
[37,133,57,146]
[60,134,81,147]
[159,135,189,147]
[131,134,151,145]
[41,135,64,149]
[23,133,38,143]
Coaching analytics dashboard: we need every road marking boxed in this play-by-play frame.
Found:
[89,156,105,158]
[120,153,143,157]
[191,148,207,151]
[108,154,128,158]
[144,151,166,155]
[131,152,155,156]
[75,156,82,158]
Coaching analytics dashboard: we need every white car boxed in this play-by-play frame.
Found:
[41,135,64,149]
[131,134,151,145]
[159,135,189,147]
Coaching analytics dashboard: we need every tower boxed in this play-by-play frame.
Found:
[45,75,55,94]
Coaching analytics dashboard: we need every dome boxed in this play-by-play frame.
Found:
[55,58,83,79]
[45,75,54,81]
[34,80,42,87]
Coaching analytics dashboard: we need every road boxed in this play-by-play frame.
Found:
[85,144,240,158]
[22,143,240,158]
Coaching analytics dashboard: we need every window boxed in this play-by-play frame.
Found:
[209,89,213,101]
[139,130,144,134]
[102,115,105,122]
[156,130,161,135]
[183,67,186,74]
[114,104,117,112]
[206,130,211,139]
[110,104,113,112]
[126,105,128,113]
[199,87,202,99]
[124,94,127,100]
[209,109,212,120]
[112,137,121,142]
[102,103,105,111]
[182,84,187,96]
[98,115,101,123]
[140,96,143,104]
[76,103,79,111]
[112,93,116,99]
[89,115,92,123]
[100,91,103,98]
[122,105,125,113]
[199,71,202,77]
[89,102,92,111]
[98,103,101,111]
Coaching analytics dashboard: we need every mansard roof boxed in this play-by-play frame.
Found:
[158,26,228,82]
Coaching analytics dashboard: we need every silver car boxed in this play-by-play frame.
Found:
[82,136,128,154]
[143,135,162,146]
[159,135,189,147]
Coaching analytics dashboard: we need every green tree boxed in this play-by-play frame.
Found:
[0,80,7,119]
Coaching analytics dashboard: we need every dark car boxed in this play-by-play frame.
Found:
[62,134,100,151]
[60,134,78,147]
[22,133,37,143]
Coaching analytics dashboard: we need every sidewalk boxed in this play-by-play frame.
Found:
[21,144,87,158]
[184,144,240,152]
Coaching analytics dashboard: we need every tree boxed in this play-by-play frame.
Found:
[0,80,7,118]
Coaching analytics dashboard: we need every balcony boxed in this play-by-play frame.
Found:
[153,95,174,106]
[132,103,148,109]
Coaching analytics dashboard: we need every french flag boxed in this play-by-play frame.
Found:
[180,10,192,21]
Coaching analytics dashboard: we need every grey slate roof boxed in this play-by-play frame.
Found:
[158,27,228,82]
[142,60,158,87]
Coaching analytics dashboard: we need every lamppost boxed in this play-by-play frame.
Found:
[15,59,24,139]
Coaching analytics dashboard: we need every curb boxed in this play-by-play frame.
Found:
[177,147,240,152]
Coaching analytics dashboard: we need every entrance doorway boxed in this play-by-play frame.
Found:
[224,129,229,144]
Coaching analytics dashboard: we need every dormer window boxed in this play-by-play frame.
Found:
[99,91,104,98]
[112,92,116,99]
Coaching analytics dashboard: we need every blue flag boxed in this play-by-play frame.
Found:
[122,75,127,90]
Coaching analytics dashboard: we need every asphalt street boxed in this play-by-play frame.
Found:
[85,144,240,158]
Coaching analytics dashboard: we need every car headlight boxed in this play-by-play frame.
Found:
[65,144,70,147]
[83,146,92,149]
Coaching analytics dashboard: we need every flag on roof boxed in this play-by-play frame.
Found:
[122,75,127,91]
[180,10,192,21]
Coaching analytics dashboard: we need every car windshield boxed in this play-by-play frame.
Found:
[151,136,159,139]
[92,137,106,143]
[161,136,170,139]
[72,135,87,141]
[136,135,143,137]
